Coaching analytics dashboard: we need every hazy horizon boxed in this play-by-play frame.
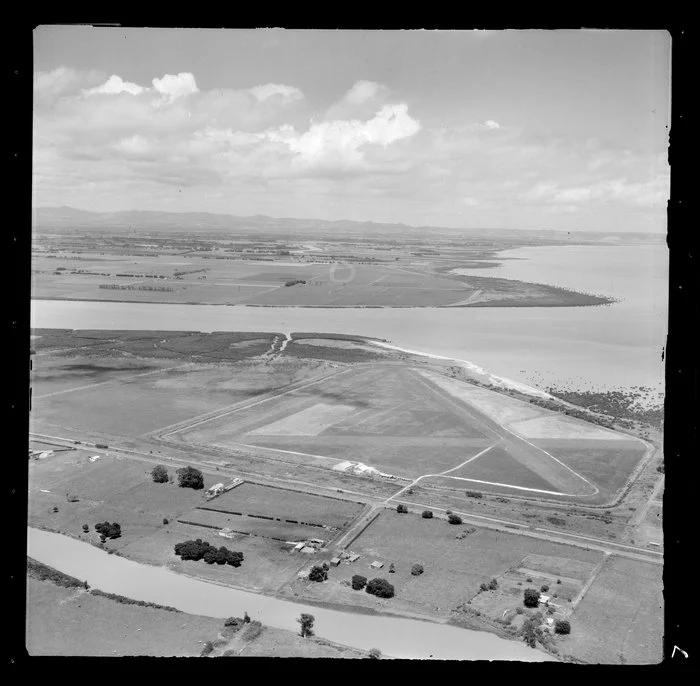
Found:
[33,28,670,233]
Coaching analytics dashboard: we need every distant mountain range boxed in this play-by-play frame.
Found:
[32,206,665,244]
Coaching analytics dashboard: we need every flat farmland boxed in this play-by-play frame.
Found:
[32,350,331,438]
[209,483,363,528]
[178,508,332,542]
[559,556,663,664]
[293,510,602,616]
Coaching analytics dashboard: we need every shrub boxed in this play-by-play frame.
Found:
[151,465,169,483]
[298,613,315,637]
[411,564,424,576]
[447,514,463,525]
[480,582,488,592]
[224,616,244,629]
[351,575,367,590]
[546,516,566,526]
[368,648,382,660]
[445,510,452,515]
[488,578,499,590]
[526,577,533,582]
[200,641,214,657]
[516,607,524,615]
[366,578,395,599]
[556,579,562,585]
[554,619,571,635]
[82,524,89,533]
[52,506,59,513]
[322,562,330,571]
[162,517,169,526]
[95,521,121,539]
[388,563,396,573]
[422,510,433,519]
[541,585,549,593]
[176,466,204,490]
[523,588,540,608]
[465,490,483,499]
[396,504,408,514]
[241,620,263,642]
[521,617,542,648]
[308,565,328,582]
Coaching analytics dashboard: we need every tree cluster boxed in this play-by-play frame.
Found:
[351,574,367,590]
[411,564,424,576]
[174,539,244,566]
[554,619,571,635]
[421,510,433,519]
[151,465,169,483]
[365,577,395,598]
[177,466,204,490]
[523,588,541,608]
[298,613,315,637]
[95,521,121,539]
[396,504,408,514]
[447,513,463,525]
[308,565,328,582]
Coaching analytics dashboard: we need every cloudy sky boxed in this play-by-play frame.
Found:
[33,28,670,232]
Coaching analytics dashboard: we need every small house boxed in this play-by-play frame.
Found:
[89,455,101,462]
[330,557,341,567]
[545,617,554,627]
[207,483,225,497]
[339,552,350,560]
[348,554,360,563]
[300,546,316,554]
[293,542,305,551]
[539,595,550,604]
[370,560,384,569]
[309,538,325,545]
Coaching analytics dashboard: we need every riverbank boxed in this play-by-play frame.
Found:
[26,528,554,661]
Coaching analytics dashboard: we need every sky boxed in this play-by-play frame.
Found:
[33,27,671,232]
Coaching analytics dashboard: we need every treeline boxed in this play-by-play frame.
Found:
[99,284,174,292]
[27,557,87,589]
[174,268,209,277]
[174,539,244,567]
[115,273,168,279]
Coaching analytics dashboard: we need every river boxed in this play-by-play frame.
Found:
[27,527,552,661]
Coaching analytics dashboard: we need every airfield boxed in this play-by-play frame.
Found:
[28,328,663,663]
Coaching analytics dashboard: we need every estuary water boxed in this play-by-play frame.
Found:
[30,243,667,395]
[27,527,552,661]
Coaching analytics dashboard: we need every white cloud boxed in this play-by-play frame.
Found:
[84,75,145,96]
[265,103,421,168]
[345,80,385,104]
[483,120,500,130]
[462,197,480,206]
[249,83,303,102]
[152,73,199,100]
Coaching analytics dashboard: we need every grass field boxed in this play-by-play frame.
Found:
[291,510,603,618]
[559,556,663,664]
[26,578,222,657]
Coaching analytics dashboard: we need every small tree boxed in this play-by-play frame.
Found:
[488,578,499,590]
[243,611,250,624]
[151,465,169,483]
[368,648,382,660]
[298,613,315,638]
[554,619,571,635]
[396,504,408,514]
[523,588,540,608]
[322,561,330,571]
[82,524,89,533]
[421,510,433,519]
[447,513,463,525]
[176,466,204,490]
[308,565,328,583]
[366,578,395,599]
[351,575,367,590]
[162,517,169,525]
[521,617,540,648]
[540,584,550,593]
[411,564,424,576]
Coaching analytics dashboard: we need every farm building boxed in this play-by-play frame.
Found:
[339,552,350,560]
[206,483,225,497]
[330,557,341,567]
[370,561,384,569]
[300,547,316,554]
[218,528,235,540]
[88,455,101,462]
[223,478,244,492]
[293,542,305,551]
[539,595,551,604]
[348,554,360,563]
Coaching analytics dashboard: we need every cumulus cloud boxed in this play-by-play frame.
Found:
[84,75,145,96]
[265,103,421,168]
[249,83,303,102]
[483,120,500,130]
[345,80,385,104]
[152,72,199,100]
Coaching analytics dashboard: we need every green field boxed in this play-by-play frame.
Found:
[559,556,663,664]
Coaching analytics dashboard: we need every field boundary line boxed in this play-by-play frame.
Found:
[533,528,663,556]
